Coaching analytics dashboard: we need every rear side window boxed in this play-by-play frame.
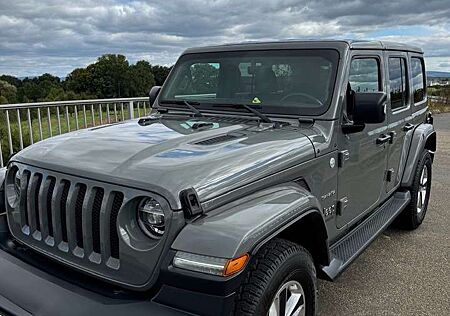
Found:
[388,57,409,109]
[349,58,380,92]
[411,57,426,103]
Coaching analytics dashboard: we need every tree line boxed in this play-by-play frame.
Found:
[0,54,172,104]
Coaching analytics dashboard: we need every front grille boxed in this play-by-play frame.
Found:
[11,168,125,269]
[6,163,172,289]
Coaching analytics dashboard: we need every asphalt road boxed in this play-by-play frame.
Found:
[318,113,450,315]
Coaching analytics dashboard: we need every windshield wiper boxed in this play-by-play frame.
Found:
[213,103,272,123]
[160,100,203,117]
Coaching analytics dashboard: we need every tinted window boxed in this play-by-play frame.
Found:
[349,58,380,92]
[160,49,339,116]
[388,57,408,109]
[411,57,426,103]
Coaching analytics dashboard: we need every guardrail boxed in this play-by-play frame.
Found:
[429,95,449,104]
[0,97,150,167]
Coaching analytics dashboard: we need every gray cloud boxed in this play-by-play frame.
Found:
[0,0,449,77]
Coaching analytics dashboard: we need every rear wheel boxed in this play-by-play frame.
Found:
[234,238,317,316]
[398,150,432,230]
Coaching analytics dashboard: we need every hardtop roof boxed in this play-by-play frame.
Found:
[183,40,423,55]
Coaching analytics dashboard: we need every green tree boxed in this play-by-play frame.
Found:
[129,60,155,96]
[65,68,92,96]
[88,54,130,98]
[0,80,18,103]
[0,75,22,88]
[151,65,172,86]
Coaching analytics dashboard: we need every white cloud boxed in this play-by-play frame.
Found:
[0,0,449,77]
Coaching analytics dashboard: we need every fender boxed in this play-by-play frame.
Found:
[401,123,436,188]
[0,167,6,214]
[171,183,327,260]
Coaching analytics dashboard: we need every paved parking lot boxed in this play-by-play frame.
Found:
[318,113,450,315]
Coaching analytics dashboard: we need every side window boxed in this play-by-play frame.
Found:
[349,58,380,92]
[411,57,426,103]
[388,57,409,109]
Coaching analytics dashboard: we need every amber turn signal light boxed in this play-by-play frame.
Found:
[223,254,249,276]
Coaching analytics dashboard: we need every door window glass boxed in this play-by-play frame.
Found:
[411,57,426,103]
[388,57,409,109]
[349,58,380,92]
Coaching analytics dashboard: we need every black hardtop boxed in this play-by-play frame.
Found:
[183,39,423,55]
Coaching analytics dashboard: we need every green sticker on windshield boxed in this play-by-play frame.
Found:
[252,97,261,104]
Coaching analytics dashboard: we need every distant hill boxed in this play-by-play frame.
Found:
[427,71,450,78]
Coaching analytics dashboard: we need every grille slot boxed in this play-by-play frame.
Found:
[92,188,104,254]
[60,181,70,243]
[46,177,56,237]
[75,184,87,248]
[110,192,124,259]
[32,174,43,231]
[19,171,31,229]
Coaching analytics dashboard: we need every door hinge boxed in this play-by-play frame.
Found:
[337,197,348,216]
[385,168,394,182]
[338,150,350,168]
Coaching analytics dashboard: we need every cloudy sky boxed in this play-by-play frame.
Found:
[0,0,449,77]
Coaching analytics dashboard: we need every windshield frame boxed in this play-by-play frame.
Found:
[157,49,341,117]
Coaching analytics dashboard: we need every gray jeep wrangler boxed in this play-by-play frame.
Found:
[0,40,436,316]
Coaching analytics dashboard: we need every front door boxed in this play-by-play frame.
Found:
[336,52,389,229]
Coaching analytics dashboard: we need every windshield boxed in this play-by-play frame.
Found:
[160,49,339,116]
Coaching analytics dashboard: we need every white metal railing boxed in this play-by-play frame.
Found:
[429,95,449,104]
[0,97,150,167]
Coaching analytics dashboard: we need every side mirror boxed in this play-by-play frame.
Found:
[149,86,161,107]
[353,92,387,124]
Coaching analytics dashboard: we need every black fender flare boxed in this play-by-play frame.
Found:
[401,123,436,188]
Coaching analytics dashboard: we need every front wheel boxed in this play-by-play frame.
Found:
[234,238,317,316]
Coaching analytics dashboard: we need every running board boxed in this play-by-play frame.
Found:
[320,191,411,281]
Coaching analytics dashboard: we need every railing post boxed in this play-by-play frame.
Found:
[0,141,3,168]
[6,110,13,156]
[129,101,134,119]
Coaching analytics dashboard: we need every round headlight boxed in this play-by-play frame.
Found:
[6,167,21,208]
[137,198,165,239]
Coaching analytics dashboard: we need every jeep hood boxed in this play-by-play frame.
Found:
[13,117,315,209]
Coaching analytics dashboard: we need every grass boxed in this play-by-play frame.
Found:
[428,101,450,114]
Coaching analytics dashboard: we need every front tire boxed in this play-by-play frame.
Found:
[398,150,432,230]
[234,238,317,316]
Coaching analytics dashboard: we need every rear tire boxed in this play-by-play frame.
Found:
[234,238,317,316]
[397,150,432,230]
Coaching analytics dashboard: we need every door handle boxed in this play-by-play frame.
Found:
[388,131,396,144]
[376,134,391,145]
[403,123,415,131]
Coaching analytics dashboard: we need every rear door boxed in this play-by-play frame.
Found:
[384,52,414,194]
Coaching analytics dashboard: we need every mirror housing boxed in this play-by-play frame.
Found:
[353,92,387,124]
[149,86,161,107]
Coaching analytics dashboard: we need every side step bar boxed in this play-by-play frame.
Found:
[321,191,411,281]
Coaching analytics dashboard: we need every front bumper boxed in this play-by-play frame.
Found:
[0,220,239,316]
[0,246,189,316]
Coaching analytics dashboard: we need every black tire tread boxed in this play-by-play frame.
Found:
[234,238,316,316]
[398,150,432,230]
